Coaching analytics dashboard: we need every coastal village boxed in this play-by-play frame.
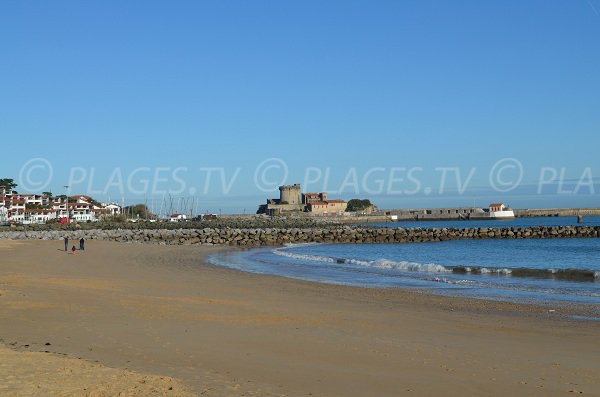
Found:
[8,174,596,227]
[0,182,361,225]
[3,4,600,397]
[1,177,523,226]
[0,188,122,225]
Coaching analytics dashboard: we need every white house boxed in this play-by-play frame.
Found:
[101,203,122,216]
[0,206,7,224]
[169,214,188,222]
[51,202,69,219]
[10,198,26,212]
[17,194,44,206]
[0,190,123,224]
[23,209,56,224]
[68,202,97,222]
[8,210,25,223]
[488,203,515,219]
[71,195,93,204]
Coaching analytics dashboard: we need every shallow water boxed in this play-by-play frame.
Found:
[208,238,600,306]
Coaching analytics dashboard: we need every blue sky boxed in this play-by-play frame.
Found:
[1,1,599,213]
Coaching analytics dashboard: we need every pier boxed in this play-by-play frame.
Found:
[514,208,600,217]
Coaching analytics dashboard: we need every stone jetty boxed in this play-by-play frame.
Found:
[1,225,599,246]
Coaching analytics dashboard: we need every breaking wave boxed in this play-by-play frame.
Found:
[272,245,600,282]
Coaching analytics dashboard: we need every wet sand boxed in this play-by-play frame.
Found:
[0,239,599,396]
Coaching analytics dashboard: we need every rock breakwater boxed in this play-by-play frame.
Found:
[1,226,599,246]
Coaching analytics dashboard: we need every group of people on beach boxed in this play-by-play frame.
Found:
[64,237,85,254]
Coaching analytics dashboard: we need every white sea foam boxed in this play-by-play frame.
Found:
[282,242,321,248]
[451,279,478,285]
[347,258,371,266]
[273,246,451,273]
[367,259,451,273]
[431,277,476,285]
[272,248,336,263]
[480,267,512,275]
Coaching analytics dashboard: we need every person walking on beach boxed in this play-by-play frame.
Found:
[71,245,76,255]
[64,237,69,252]
[79,238,85,251]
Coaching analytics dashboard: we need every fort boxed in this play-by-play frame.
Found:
[257,184,347,216]
[279,184,302,205]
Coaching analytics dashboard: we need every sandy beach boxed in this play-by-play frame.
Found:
[1,239,599,396]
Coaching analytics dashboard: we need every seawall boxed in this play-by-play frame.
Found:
[1,226,599,246]
[514,208,600,217]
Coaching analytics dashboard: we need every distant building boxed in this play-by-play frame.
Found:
[10,198,25,212]
[170,214,188,222]
[279,184,302,205]
[489,203,507,212]
[487,203,515,219]
[0,206,8,225]
[68,202,95,222]
[0,189,121,224]
[23,209,55,224]
[70,195,94,203]
[307,199,347,215]
[51,201,69,220]
[258,184,347,216]
[15,194,44,206]
[258,184,305,215]
[386,205,515,221]
[302,192,328,204]
[101,203,122,216]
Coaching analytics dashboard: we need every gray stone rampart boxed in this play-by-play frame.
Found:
[1,226,599,246]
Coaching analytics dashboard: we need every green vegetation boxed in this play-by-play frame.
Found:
[87,197,102,207]
[42,191,53,197]
[123,204,156,220]
[346,199,373,212]
[103,214,127,223]
[23,203,51,210]
[0,178,17,192]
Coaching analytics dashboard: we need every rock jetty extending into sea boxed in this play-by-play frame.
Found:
[1,225,599,246]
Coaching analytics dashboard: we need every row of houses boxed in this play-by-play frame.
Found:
[0,190,122,225]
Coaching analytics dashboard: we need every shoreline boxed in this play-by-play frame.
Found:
[206,250,600,322]
[1,240,599,396]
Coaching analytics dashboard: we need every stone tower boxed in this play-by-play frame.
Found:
[279,184,301,205]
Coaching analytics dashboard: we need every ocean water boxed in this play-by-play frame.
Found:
[208,238,600,306]
[364,216,600,229]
